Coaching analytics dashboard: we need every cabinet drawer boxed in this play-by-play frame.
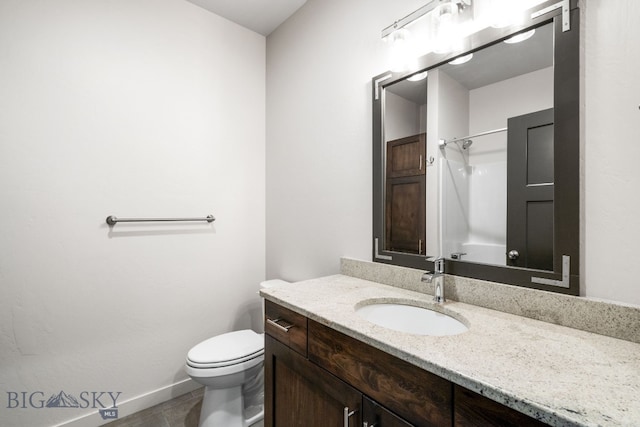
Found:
[264,300,307,356]
[308,320,452,426]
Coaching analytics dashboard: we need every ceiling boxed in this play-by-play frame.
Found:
[185,0,307,36]
[440,23,553,90]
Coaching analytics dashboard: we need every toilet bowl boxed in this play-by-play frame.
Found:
[186,330,264,427]
[185,279,288,427]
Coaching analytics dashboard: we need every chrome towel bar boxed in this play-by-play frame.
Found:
[106,215,215,226]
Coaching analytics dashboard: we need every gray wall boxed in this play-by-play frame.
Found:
[266,0,640,306]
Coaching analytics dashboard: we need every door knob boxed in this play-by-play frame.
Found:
[508,250,519,260]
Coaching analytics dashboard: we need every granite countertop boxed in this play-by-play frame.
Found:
[261,274,640,427]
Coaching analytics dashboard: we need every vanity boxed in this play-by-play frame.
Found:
[264,301,544,426]
[261,260,640,427]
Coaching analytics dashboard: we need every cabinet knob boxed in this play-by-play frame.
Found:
[508,250,520,260]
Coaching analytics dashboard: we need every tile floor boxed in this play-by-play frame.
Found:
[105,388,203,427]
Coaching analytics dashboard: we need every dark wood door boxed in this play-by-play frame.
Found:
[264,335,362,427]
[506,108,554,270]
[385,133,426,254]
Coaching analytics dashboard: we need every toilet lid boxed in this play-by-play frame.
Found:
[187,330,264,367]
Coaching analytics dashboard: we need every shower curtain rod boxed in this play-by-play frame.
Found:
[439,127,508,148]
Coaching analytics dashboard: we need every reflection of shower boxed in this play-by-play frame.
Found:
[440,126,511,267]
[439,127,507,150]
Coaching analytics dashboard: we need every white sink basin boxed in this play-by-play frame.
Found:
[356,302,468,336]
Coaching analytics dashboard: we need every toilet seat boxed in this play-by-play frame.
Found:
[186,330,264,369]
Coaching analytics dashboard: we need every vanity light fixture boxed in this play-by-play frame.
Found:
[381,0,566,61]
[381,1,472,40]
[385,28,419,72]
[432,7,458,54]
[435,1,456,22]
[382,0,473,62]
[504,28,536,44]
[448,53,473,65]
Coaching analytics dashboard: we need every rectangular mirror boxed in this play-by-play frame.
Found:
[372,1,580,294]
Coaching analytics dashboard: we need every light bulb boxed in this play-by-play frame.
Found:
[504,29,535,44]
[408,71,428,81]
[387,29,419,72]
[448,53,473,65]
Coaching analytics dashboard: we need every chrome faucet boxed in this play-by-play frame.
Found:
[421,257,446,303]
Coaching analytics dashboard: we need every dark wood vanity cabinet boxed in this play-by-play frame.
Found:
[363,396,414,427]
[264,301,362,426]
[453,386,547,427]
[309,319,451,426]
[265,334,362,426]
[264,300,546,427]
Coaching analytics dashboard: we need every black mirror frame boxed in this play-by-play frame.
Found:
[372,0,580,295]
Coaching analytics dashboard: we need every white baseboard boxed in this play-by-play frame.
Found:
[52,379,202,427]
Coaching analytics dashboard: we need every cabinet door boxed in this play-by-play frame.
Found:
[308,320,452,426]
[453,385,547,427]
[363,396,414,427]
[265,334,362,427]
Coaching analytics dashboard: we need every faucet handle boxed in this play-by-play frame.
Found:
[421,271,435,283]
[450,252,467,260]
[427,256,445,274]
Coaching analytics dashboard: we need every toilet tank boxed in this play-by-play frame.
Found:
[260,279,289,290]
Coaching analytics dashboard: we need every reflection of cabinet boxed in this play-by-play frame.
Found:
[265,300,547,427]
[385,133,426,254]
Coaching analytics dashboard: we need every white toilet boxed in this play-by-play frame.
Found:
[185,280,288,427]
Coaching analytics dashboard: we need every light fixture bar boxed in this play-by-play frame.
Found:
[381,0,438,39]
